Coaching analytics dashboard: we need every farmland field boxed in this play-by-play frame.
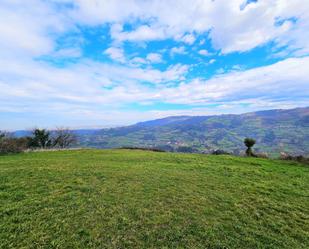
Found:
[0,149,308,248]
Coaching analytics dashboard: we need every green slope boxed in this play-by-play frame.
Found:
[0,149,308,248]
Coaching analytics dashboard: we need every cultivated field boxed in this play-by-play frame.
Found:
[0,149,308,248]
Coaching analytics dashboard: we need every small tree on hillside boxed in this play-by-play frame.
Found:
[244,138,256,156]
[53,128,77,148]
[30,129,52,149]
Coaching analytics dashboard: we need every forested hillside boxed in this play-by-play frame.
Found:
[78,107,309,155]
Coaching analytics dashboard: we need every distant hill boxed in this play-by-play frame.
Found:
[77,107,309,156]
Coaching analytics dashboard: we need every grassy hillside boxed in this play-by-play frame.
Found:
[0,149,308,248]
[78,107,309,155]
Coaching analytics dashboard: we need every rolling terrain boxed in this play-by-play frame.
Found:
[78,107,309,156]
[0,149,308,248]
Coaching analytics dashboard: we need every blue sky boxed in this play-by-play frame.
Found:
[0,0,309,130]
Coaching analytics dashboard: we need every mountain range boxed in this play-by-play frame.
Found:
[77,107,309,156]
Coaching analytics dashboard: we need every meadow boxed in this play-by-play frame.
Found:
[0,149,308,248]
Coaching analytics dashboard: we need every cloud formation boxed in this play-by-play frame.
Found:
[0,0,309,129]
[69,0,309,54]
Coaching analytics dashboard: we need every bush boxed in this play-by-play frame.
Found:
[211,149,230,155]
[0,137,29,155]
[280,152,309,164]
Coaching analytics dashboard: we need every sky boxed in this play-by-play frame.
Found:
[1,0,309,130]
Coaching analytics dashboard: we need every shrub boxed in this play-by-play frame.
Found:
[0,137,29,155]
[280,152,309,163]
[211,149,230,155]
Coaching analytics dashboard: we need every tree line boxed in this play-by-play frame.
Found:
[0,128,77,154]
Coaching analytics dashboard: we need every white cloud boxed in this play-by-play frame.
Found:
[146,53,163,63]
[0,55,189,108]
[130,57,147,65]
[51,47,82,58]
[111,24,166,42]
[3,1,308,57]
[104,47,126,63]
[179,34,196,45]
[1,54,308,113]
[161,57,309,105]
[68,0,309,55]
[130,53,163,65]
[0,0,71,57]
[170,46,187,56]
[0,53,308,129]
[198,49,211,56]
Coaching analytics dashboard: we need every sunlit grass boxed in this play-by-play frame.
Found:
[0,149,308,248]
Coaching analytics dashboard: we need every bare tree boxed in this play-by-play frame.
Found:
[53,128,77,149]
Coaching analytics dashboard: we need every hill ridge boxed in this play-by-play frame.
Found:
[78,107,309,155]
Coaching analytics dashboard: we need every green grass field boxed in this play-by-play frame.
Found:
[0,149,308,248]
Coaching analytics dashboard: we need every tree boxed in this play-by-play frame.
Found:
[0,131,10,140]
[53,128,77,148]
[30,129,52,148]
[244,138,256,156]
[0,131,5,141]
